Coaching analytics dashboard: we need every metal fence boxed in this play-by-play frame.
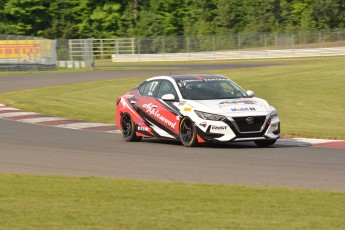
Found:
[2,30,344,68]
[56,39,94,69]
[57,30,345,65]
[134,30,345,54]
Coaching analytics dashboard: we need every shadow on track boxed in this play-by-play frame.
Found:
[140,137,311,149]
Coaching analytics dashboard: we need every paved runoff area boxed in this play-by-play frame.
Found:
[1,103,344,149]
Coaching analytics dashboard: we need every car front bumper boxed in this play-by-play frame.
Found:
[195,116,280,143]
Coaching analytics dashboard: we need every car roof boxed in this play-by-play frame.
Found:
[148,74,228,81]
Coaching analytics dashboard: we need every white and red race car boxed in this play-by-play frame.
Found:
[116,74,280,147]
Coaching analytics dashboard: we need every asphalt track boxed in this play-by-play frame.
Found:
[1,62,345,192]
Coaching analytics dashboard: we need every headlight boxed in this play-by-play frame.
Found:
[195,110,227,121]
[269,110,278,120]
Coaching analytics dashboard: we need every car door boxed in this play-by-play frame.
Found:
[135,80,180,139]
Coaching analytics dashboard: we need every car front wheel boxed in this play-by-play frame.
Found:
[179,117,198,147]
[120,113,142,142]
[254,139,277,147]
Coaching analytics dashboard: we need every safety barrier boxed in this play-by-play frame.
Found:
[112,47,345,62]
[0,63,57,71]
[58,61,86,69]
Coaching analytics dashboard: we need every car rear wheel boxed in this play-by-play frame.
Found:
[120,113,142,142]
[254,139,277,147]
[179,117,198,147]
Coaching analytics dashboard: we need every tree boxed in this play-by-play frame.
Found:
[77,0,123,38]
[133,0,187,37]
[3,0,50,36]
[42,0,82,39]
[0,0,344,39]
[183,0,217,35]
[311,0,342,30]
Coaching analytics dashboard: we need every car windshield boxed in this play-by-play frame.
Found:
[175,78,249,100]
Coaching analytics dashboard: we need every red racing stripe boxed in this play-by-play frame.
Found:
[191,74,204,80]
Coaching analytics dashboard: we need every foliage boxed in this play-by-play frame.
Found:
[0,0,345,39]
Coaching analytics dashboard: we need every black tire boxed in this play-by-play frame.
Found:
[179,117,198,147]
[120,113,142,142]
[254,139,277,147]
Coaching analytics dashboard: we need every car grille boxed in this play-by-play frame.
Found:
[232,116,267,132]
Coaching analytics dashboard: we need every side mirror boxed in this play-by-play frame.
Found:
[162,94,175,101]
[246,90,254,98]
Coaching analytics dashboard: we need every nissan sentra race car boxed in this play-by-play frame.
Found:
[116,74,280,147]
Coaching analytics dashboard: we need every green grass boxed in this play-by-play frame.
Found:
[0,77,146,124]
[0,56,344,139]
[1,174,344,229]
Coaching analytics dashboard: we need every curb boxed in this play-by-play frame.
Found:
[1,103,344,149]
[0,103,119,134]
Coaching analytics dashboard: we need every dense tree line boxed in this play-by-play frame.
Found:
[0,0,344,39]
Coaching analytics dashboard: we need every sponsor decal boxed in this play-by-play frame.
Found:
[143,103,177,129]
[180,78,227,83]
[0,40,52,59]
[231,107,256,112]
[210,125,228,134]
[220,100,256,105]
[138,126,150,132]
[199,122,207,128]
[184,107,192,112]
[210,126,228,131]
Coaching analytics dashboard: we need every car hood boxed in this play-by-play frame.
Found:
[185,98,272,115]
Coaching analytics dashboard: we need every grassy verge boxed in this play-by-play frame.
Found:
[0,77,146,124]
[0,56,344,139]
[1,174,344,229]
[0,66,185,76]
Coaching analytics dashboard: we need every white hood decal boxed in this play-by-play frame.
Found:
[185,98,270,114]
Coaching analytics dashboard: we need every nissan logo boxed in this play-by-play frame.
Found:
[246,117,254,125]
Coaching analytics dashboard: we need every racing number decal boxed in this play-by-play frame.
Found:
[148,81,159,96]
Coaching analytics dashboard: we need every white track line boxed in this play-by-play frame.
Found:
[278,137,341,146]
[0,108,20,111]
[290,138,341,144]
[0,112,38,118]
[17,117,67,123]
[54,122,115,129]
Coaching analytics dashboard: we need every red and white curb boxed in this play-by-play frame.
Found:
[0,103,119,134]
[278,137,345,149]
[1,103,344,149]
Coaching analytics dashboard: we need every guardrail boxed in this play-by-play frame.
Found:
[112,47,345,62]
[0,63,57,71]
[58,61,86,69]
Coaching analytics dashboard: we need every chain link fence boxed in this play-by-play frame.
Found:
[56,39,93,69]
[0,34,57,70]
[134,30,345,54]
[1,30,344,69]
[56,30,345,65]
